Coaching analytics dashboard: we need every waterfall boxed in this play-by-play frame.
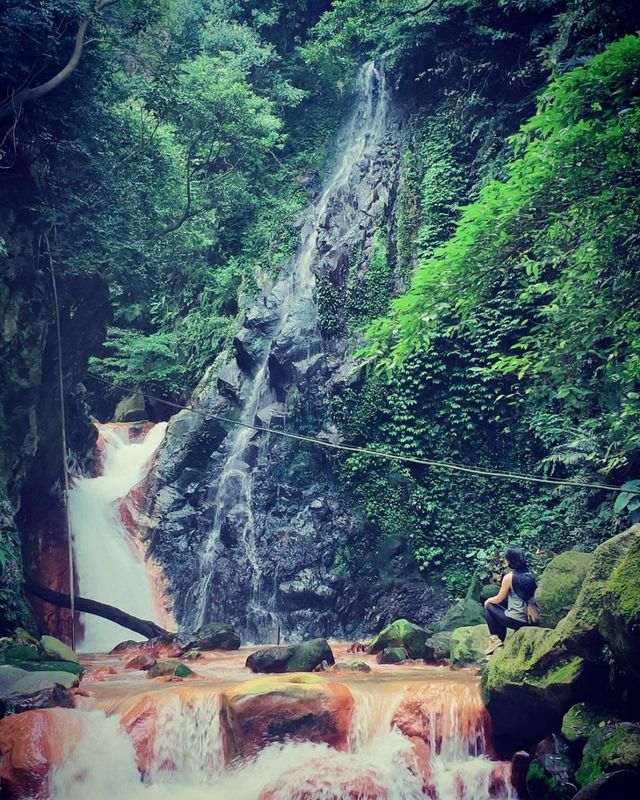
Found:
[187,61,393,638]
[47,676,517,800]
[68,422,168,652]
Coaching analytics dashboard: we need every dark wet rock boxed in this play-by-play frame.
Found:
[124,654,157,671]
[113,393,147,423]
[433,599,485,632]
[423,631,452,663]
[0,665,78,717]
[110,640,141,654]
[572,770,640,799]
[511,751,533,799]
[526,753,576,800]
[246,638,335,673]
[368,619,429,659]
[376,647,407,664]
[534,734,571,758]
[171,623,240,652]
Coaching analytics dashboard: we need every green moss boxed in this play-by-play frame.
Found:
[450,624,488,668]
[536,551,593,628]
[368,618,429,658]
[606,531,640,623]
[576,723,640,787]
[561,702,620,746]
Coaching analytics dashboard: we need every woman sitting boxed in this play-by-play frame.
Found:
[484,546,536,656]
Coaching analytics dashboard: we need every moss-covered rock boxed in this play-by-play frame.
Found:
[147,659,194,679]
[537,551,594,629]
[246,639,334,673]
[39,635,79,665]
[576,722,640,787]
[433,599,485,632]
[113,393,147,423]
[376,647,407,664]
[573,770,640,799]
[561,703,621,748]
[556,528,638,663]
[450,624,488,668]
[424,631,452,663]
[526,753,576,800]
[599,529,640,683]
[367,619,429,659]
[480,584,499,603]
[483,626,597,752]
[3,644,39,662]
[6,659,82,676]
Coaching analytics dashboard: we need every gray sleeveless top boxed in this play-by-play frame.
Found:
[505,586,528,623]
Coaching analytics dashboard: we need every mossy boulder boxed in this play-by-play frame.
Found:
[433,599,485,632]
[113,393,147,422]
[3,644,40,662]
[573,770,640,799]
[526,754,576,800]
[147,659,194,679]
[332,661,371,673]
[376,647,407,664]
[450,624,489,668]
[6,660,82,676]
[599,530,640,683]
[39,635,79,665]
[576,722,640,787]
[480,584,500,603]
[483,626,598,752]
[246,639,334,673]
[556,528,638,663]
[561,703,621,748]
[537,551,594,628]
[423,631,452,663]
[172,622,241,652]
[367,619,429,659]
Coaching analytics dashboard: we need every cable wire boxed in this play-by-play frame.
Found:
[86,373,638,496]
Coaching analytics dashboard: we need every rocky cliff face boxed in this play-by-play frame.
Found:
[137,65,445,642]
[0,160,111,637]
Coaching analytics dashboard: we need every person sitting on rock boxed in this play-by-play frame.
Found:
[483,546,536,655]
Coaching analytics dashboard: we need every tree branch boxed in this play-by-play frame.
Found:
[0,1,120,119]
[26,576,173,640]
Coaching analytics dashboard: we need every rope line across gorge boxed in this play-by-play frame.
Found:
[86,373,639,496]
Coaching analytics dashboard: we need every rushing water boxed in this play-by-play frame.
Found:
[44,654,517,800]
[186,61,393,638]
[68,423,168,652]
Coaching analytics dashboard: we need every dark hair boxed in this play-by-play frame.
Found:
[504,547,528,572]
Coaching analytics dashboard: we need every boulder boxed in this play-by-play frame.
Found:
[433,599,485,632]
[246,638,334,673]
[171,622,241,652]
[332,661,371,673]
[124,653,157,671]
[423,631,452,663]
[4,644,40,662]
[511,751,533,798]
[39,635,80,665]
[480,584,500,603]
[0,708,84,799]
[599,530,640,683]
[376,647,407,664]
[5,659,82,676]
[449,624,488,668]
[367,619,429,658]
[536,551,594,628]
[219,673,354,760]
[556,528,638,662]
[147,659,194,679]
[576,722,640,787]
[113,393,147,423]
[572,770,640,799]
[482,627,597,752]
[259,759,389,800]
[0,665,78,716]
[526,753,576,800]
[561,703,621,749]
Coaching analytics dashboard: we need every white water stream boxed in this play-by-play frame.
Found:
[48,677,517,800]
[68,422,167,652]
[190,61,392,634]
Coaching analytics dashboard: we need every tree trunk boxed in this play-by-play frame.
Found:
[25,577,174,641]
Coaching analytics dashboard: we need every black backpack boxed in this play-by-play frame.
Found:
[513,571,540,625]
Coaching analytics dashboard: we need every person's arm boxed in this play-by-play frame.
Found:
[484,573,512,607]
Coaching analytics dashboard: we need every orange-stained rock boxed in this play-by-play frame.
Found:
[83,665,118,682]
[120,693,161,775]
[125,653,157,671]
[0,708,83,799]
[259,759,388,800]
[220,673,354,761]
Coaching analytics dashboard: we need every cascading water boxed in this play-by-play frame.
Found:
[68,422,168,652]
[185,61,394,640]
[47,668,518,800]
